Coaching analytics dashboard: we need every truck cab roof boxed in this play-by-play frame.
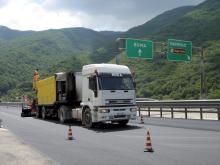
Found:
[82,64,131,76]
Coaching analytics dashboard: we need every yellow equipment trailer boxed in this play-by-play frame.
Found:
[34,72,80,120]
[36,76,56,105]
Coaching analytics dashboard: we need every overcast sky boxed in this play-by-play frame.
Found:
[0,0,205,31]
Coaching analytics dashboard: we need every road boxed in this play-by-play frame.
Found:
[0,106,220,165]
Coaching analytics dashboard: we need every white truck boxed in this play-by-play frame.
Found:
[35,64,137,128]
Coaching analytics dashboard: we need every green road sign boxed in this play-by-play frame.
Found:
[167,39,192,62]
[126,39,153,59]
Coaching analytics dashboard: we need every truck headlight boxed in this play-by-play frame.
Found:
[130,108,137,112]
[99,109,110,113]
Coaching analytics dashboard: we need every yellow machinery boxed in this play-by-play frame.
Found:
[36,76,56,105]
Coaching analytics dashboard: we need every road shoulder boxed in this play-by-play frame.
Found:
[0,128,60,165]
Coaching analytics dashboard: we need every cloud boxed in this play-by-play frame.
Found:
[0,0,8,8]
[0,0,205,31]
[42,0,205,31]
[0,0,83,31]
[43,0,203,19]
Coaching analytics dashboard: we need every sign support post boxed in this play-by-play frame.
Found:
[115,38,126,64]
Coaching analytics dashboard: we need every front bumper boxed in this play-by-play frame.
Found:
[92,106,137,122]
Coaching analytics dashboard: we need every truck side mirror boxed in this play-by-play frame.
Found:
[133,81,136,89]
[132,77,136,89]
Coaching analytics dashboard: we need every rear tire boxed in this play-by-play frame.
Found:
[36,106,41,118]
[41,106,47,119]
[58,106,65,123]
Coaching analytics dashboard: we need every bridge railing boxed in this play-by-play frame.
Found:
[136,99,220,120]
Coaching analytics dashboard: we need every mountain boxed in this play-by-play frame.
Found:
[124,6,194,38]
[1,0,220,100]
[0,25,34,40]
[0,27,121,98]
[122,0,220,45]
[154,0,220,44]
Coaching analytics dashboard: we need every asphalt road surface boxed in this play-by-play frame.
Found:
[1,106,220,165]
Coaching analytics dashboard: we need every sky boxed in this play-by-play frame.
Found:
[0,0,205,32]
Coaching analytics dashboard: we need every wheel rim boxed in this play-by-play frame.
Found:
[42,108,45,119]
[84,111,91,126]
[36,109,40,118]
[59,110,64,123]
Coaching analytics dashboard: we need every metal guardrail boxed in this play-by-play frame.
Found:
[0,102,22,106]
[1,100,220,120]
[136,99,220,120]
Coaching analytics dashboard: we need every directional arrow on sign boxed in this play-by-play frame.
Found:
[138,49,142,56]
[187,55,191,60]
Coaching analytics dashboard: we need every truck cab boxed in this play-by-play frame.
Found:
[79,64,137,127]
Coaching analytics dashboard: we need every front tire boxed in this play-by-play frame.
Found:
[83,108,93,128]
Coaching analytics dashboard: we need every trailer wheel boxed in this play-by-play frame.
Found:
[58,106,65,123]
[36,106,41,118]
[41,106,47,119]
[83,108,93,128]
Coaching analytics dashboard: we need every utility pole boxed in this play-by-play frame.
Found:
[194,46,206,99]
[200,47,206,99]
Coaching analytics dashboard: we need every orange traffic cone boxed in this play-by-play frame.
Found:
[144,131,154,152]
[67,125,73,140]
[140,114,144,124]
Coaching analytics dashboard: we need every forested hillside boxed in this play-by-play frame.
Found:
[0,0,219,100]
[0,27,120,100]
[117,0,220,99]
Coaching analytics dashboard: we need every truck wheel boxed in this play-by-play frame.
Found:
[83,108,93,128]
[41,107,47,119]
[118,120,129,126]
[58,107,65,123]
[36,106,41,118]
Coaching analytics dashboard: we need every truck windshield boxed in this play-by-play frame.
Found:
[98,75,134,90]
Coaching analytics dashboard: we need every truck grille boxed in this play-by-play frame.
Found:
[106,99,132,105]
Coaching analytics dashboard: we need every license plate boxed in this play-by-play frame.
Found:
[114,115,126,118]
